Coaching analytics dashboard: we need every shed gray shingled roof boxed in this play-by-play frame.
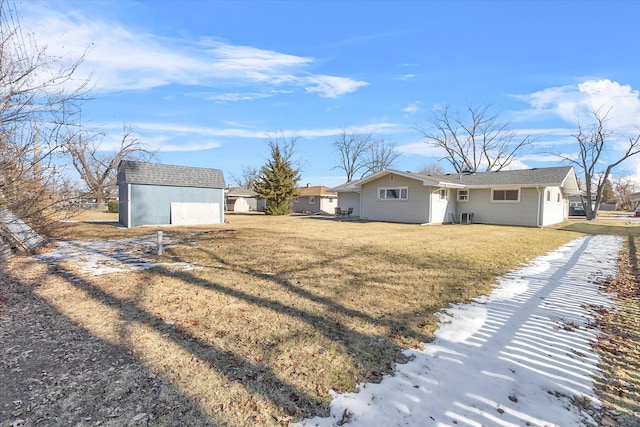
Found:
[118,160,225,189]
[432,166,575,187]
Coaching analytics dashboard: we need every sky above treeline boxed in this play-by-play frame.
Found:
[19,0,640,188]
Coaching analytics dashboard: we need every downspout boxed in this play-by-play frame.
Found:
[536,186,541,227]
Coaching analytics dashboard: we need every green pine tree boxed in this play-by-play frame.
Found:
[601,178,615,203]
[254,134,301,215]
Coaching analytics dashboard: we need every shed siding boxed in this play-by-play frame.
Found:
[129,184,224,227]
[462,187,541,226]
[338,192,360,217]
[118,182,130,227]
[360,175,431,223]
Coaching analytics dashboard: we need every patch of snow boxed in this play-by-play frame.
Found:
[34,235,200,276]
[297,235,621,427]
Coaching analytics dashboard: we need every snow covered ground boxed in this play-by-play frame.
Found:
[297,235,621,427]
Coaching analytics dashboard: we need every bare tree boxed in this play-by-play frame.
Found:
[557,109,640,220]
[333,129,374,181]
[417,162,446,176]
[65,125,154,204]
[333,129,400,181]
[417,104,533,173]
[612,176,639,211]
[229,165,260,190]
[0,0,89,231]
[361,138,401,177]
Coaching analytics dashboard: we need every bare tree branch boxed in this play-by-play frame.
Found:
[65,124,155,203]
[417,103,533,173]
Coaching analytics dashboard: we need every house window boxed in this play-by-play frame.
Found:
[546,190,551,202]
[492,189,519,202]
[329,197,335,203]
[309,196,316,204]
[557,193,561,202]
[378,187,408,200]
[439,189,448,200]
[294,197,299,202]
[458,190,469,201]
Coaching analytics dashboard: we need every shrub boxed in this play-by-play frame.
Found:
[108,200,119,213]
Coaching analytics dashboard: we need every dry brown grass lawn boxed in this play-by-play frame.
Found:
[5,214,587,425]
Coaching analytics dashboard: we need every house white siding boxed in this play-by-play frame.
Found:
[360,175,431,223]
[338,192,360,217]
[540,186,568,226]
[320,196,337,214]
[430,188,455,223]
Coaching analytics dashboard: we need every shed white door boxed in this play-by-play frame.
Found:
[170,202,221,225]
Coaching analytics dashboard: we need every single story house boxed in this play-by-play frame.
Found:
[332,166,581,227]
[117,160,226,227]
[292,184,338,214]
[225,187,263,212]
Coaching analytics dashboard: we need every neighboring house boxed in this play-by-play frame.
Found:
[332,166,580,227]
[292,184,338,214]
[117,160,226,227]
[225,187,260,212]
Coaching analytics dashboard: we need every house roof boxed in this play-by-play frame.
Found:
[226,187,257,197]
[437,166,579,192]
[349,169,466,189]
[332,166,581,194]
[118,160,225,189]
[297,185,337,196]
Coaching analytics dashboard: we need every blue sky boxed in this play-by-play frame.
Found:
[21,0,640,188]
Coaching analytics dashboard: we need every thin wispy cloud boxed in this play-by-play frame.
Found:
[402,102,420,113]
[22,4,368,98]
[396,73,416,81]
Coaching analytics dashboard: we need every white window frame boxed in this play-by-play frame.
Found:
[309,196,316,204]
[439,189,448,200]
[491,188,520,203]
[458,190,469,201]
[378,187,408,201]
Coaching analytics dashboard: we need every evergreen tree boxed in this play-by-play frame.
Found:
[601,178,615,202]
[254,134,301,215]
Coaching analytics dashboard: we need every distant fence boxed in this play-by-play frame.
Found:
[70,202,109,211]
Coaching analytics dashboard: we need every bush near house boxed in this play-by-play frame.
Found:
[107,200,119,213]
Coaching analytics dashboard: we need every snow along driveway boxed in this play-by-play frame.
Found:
[298,234,621,427]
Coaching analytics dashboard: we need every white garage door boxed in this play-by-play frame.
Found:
[170,202,221,225]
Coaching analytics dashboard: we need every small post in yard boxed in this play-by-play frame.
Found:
[157,231,163,255]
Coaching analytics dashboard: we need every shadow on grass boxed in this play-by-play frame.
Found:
[0,268,216,426]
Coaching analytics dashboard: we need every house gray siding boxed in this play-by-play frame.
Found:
[461,187,541,226]
[338,192,360,217]
[360,175,431,223]
[128,184,224,227]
